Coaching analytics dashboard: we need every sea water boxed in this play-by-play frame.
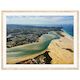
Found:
[63,24,73,36]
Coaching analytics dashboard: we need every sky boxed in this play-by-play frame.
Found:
[6,16,73,26]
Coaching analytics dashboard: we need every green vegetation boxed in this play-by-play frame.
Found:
[7,25,62,48]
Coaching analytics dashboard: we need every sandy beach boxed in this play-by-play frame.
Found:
[48,32,73,64]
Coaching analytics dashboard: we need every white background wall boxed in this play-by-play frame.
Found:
[0,0,80,80]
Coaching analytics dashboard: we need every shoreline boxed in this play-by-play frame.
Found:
[48,31,73,64]
[62,29,73,40]
[7,30,73,64]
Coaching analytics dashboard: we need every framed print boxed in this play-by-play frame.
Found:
[1,11,79,70]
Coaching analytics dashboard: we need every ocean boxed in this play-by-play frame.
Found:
[63,24,73,36]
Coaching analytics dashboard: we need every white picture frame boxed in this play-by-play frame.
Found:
[1,11,79,70]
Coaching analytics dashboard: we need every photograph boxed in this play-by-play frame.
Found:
[1,11,79,69]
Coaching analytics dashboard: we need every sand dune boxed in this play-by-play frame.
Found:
[48,32,73,64]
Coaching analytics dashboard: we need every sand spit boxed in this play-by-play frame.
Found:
[7,31,73,64]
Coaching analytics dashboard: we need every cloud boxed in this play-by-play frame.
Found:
[6,16,73,25]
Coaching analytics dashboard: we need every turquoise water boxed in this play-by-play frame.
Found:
[7,31,60,57]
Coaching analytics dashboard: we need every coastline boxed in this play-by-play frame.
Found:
[7,30,73,64]
[62,29,73,40]
[48,31,73,64]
